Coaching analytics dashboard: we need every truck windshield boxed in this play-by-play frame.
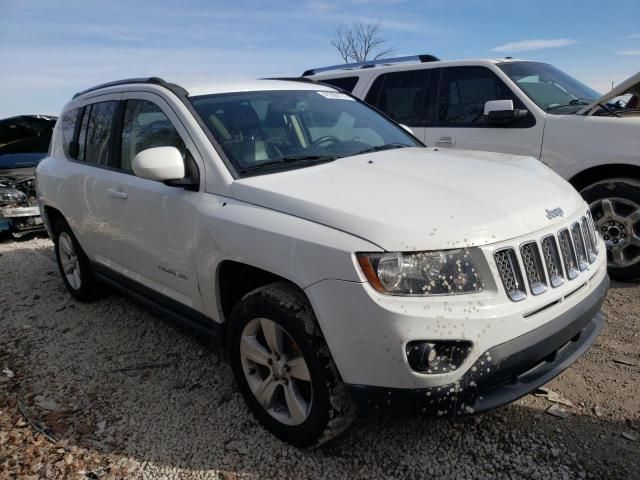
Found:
[189,89,420,175]
[499,62,601,113]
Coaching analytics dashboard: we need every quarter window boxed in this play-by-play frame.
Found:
[365,70,430,125]
[79,101,118,165]
[59,109,78,158]
[120,100,186,172]
[436,67,521,126]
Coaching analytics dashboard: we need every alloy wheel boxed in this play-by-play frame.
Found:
[590,197,640,268]
[58,232,82,290]
[239,317,312,426]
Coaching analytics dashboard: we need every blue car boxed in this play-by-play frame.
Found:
[0,115,56,237]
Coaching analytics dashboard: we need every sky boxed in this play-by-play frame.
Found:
[1,0,639,118]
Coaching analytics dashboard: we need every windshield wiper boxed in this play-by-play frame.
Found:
[354,143,410,156]
[546,99,591,111]
[237,155,336,174]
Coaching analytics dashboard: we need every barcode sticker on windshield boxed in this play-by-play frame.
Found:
[316,91,354,101]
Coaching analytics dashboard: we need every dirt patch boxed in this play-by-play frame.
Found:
[1,236,639,479]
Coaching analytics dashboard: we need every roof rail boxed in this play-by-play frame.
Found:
[72,77,186,99]
[302,54,440,76]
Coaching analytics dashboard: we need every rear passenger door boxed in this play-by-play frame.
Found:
[364,69,432,142]
[424,66,544,157]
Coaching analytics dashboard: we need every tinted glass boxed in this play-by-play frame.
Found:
[77,106,90,161]
[190,90,419,175]
[83,101,117,165]
[437,67,519,126]
[365,70,429,125]
[499,62,601,113]
[319,77,359,93]
[59,109,78,158]
[120,100,186,172]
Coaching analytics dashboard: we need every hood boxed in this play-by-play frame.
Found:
[578,71,640,115]
[231,148,585,251]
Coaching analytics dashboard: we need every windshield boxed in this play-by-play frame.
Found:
[189,89,420,175]
[499,62,601,113]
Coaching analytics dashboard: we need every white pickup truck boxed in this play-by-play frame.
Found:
[37,77,608,446]
[305,57,640,280]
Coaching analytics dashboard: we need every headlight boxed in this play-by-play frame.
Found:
[0,187,27,206]
[357,249,483,296]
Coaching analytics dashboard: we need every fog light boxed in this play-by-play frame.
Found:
[406,340,472,374]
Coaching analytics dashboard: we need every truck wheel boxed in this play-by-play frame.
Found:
[53,220,100,301]
[228,282,356,447]
[581,178,640,281]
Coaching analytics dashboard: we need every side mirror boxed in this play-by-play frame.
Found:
[399,124,414,135]
[484,100,529,125]
[132,147,185,182]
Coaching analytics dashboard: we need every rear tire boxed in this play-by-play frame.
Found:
[53,220,100,301]
[228,282,356,447]
[580,178,640,281]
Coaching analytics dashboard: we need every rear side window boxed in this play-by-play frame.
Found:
[318,76,359,93]
[364,70,430,125]
[77,101,118,165]
[120,100,186,172]
[436,67,523,126]
[59,109,78,158]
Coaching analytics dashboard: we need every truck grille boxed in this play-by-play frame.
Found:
[495,213,599,301]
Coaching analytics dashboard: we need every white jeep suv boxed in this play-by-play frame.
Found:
[37,77,608,446]
[304,56,640,281]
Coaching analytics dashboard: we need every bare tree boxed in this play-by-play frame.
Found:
[331,21,395,64]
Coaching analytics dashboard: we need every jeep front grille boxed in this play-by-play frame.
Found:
[494,249,526,301]
[520,242,547,295]
[495,213,599,301]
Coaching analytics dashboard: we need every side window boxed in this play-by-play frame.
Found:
[59,109,78,158]
[319,76,359,93]
[79,101,118,165]
[120,100,186,173]
[364,70,429,125]
[436,67,521,126]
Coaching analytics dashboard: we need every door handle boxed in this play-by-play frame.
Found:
[435,136,455,147]
[107,188,128,199]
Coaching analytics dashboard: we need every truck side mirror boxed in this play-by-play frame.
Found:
[484,100,529,125]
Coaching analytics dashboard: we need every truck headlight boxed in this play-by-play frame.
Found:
[357,249,483,296]
[0,187,27,206]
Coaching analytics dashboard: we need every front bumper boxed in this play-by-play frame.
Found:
[0,205,44,234]
[346,273,608,415]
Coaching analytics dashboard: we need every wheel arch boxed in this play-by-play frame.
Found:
[569,164,640,192]
[216,260,311,327]
[42,205,65,239]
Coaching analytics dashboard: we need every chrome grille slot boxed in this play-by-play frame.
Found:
[571,222,588,271]
[581,216,597,263]
[541,235,564,287]
[494,248,526,301]
[520,242,547,295]
[586,210,599,255]
[558,229,579,279]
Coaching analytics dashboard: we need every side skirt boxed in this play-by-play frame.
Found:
[93,263,224,345]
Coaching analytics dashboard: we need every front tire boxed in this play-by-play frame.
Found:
[228,282,356,447]
[581,178,640,281]
[53,220,100,301]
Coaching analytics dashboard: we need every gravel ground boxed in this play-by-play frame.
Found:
[1,235,639,480]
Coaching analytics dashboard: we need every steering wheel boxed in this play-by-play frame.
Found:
[310,135,340,148]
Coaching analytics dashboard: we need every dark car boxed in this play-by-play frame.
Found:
[0,115,56,237]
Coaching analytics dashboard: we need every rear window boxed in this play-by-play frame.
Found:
[317,77,359,93]
[364,70,430,125]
